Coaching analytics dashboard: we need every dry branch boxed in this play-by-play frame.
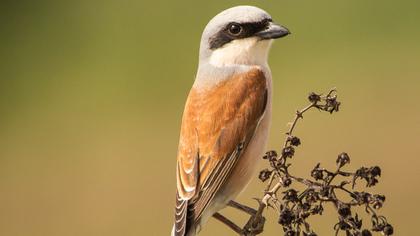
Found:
[213,89,393,236]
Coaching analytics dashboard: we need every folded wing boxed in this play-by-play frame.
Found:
[174,68,267,236]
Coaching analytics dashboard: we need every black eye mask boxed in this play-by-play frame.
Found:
[209,18,272,50]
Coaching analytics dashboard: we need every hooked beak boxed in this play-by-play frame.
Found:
[256,22,290,40]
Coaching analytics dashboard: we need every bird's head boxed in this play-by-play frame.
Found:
[199,6,290,67]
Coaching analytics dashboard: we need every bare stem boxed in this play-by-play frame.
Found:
[212,89,392,236]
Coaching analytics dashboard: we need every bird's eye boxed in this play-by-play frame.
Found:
[228,23,242,35]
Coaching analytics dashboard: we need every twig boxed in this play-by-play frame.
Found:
[213,89,393,236]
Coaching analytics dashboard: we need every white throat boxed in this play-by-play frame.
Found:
[209,37,273,67]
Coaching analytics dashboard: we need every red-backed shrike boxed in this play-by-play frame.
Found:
[172,6,290,236]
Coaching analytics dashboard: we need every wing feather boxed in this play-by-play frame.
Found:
[174,68,267,235]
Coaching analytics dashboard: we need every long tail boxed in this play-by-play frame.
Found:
[172,192,196,236]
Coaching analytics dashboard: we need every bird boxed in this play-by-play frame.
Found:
[172,5,290,236]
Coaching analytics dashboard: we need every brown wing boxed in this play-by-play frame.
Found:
[174,68,267,236]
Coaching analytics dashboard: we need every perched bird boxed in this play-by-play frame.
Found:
[173,6,290,236]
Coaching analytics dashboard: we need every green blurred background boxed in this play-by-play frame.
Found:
[1,0,419,235]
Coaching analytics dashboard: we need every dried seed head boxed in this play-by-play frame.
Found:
[311,164,324,180]
[258,169,271,182]
[264,150,277,160]
[372,194,385,209]
[289,136,301,146]
[370,166,381,177]
[325,95,341,113]
[282,176,292,187]
[278,208,294,225]
[337,204,351,218]
[283,189,298,202]
[282,146,295,158]
[336,152,350,168]
[308,92,321,103]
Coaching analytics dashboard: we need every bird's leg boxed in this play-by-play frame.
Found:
[213,212,243,235]
[227,200,257,216]
[213,201,265,236]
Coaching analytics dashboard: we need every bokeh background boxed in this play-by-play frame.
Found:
[1,0,419,235]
